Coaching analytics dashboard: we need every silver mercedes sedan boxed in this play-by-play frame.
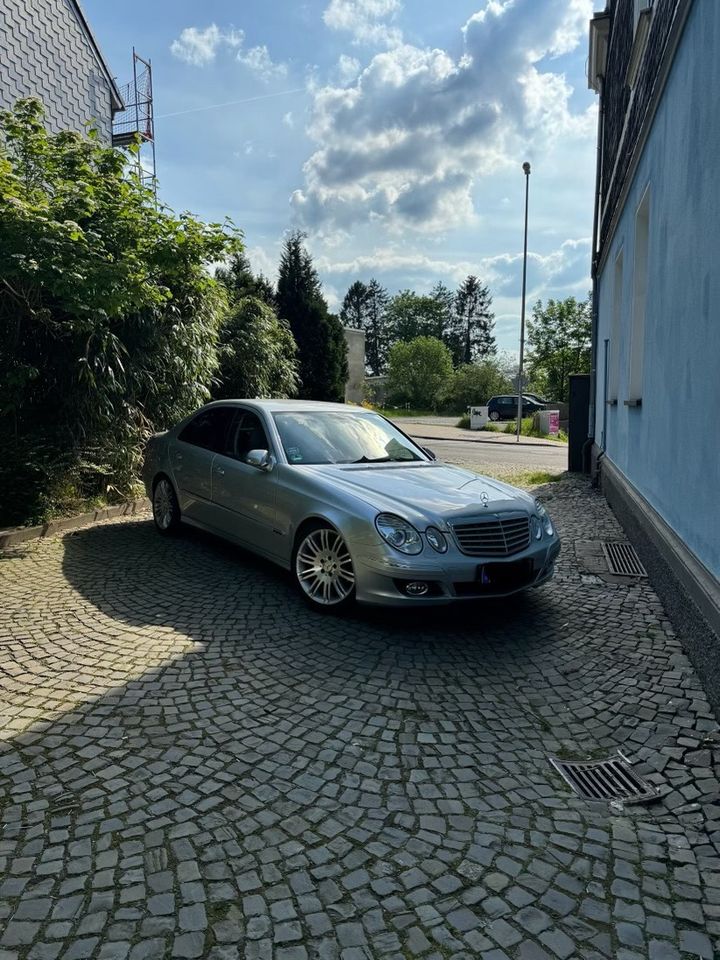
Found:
[143,400,560,611]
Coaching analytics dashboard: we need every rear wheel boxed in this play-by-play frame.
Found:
[152,477,181,535]
[293,525,356,611]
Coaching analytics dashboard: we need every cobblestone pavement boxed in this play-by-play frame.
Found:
[1,476,719,960]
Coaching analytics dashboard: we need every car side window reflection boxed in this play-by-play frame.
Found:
[178,407,234,452]
[227,411,270,463]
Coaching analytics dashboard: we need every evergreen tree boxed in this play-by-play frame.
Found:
[340,278,389,375]
[430,281,457,359]
[216,251,276,307]
[364,279,390,376]
[277,232,348,401]
[451,276,496,365]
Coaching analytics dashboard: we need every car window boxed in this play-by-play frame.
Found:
[273,411,425,465]
[226,411,271,463]
[178,407,234,453]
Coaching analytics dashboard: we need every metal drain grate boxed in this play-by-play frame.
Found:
[549,754,657,803]
[602,541,647,577]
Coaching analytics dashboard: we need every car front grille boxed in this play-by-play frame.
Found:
[451,513,531,557]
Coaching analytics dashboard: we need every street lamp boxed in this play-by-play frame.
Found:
[516,161,531,443]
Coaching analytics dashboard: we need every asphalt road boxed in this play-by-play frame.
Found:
[422,437,568,476]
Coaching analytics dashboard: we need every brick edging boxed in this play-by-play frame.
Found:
[0,498,150,549]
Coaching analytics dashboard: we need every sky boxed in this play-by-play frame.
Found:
[83,0,603,353]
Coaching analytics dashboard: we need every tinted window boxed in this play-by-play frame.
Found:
[226,411,270,463]
[178,407,234,452]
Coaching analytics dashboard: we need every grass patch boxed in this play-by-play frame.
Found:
[505,417,568,443]
[456,414,470,429]
[488,469,565,489]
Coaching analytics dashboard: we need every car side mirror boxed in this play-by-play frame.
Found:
[422,446,437,461]
[246,449,275,472]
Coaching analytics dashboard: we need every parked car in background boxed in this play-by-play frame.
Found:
[523,393,549,407]
[487,395,545,421]
[143,400,560,611]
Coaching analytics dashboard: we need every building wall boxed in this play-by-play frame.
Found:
[343,328,366,405]
[595,0,720,576]
[0,0,115,141]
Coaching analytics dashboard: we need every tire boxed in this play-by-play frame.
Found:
[293,524,356,611]
[489,410,500,421]
[152,476,182,535]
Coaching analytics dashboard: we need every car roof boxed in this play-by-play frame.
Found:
[201,399,365,414]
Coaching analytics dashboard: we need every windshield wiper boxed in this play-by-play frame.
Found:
[350,455,392,464]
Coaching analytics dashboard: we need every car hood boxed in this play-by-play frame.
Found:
[302,462,534,526]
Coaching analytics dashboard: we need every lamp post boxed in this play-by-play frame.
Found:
[516,161,531,442]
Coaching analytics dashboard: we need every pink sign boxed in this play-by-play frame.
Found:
[548,410,560,435]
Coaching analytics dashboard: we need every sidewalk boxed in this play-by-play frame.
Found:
[392,416,567,449]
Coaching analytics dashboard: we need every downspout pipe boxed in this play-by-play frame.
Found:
[585,74,605,475]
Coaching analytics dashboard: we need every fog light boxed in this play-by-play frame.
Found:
[405,581,429,596]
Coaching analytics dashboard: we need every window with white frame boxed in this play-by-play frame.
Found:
[608,248,623,401]
[628,186,650,403]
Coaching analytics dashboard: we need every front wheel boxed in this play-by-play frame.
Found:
[294,525,356,611]
[152,477,181,535]
[489,410,500,421]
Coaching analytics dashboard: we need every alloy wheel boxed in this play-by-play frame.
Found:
[153,479,175,531]
[295,528,355,606]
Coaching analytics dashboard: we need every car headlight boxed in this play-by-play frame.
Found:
[375,513,423,555]
[530,516,542,540]
[425,526,448,553]
[535,500,554,537]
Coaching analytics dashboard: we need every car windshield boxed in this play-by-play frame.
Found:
[273,411,426,465]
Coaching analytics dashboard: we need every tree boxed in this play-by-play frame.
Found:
[526,296,592,402]
[386,337,453,410]
[0,98,238,526]
[385,291,446,344]
[435,361,514,413]
[340,278,389,375]
[429,281,456,357]
[450,276,496,365]
[213,297,298,400]
[216,251,276,307]
[276,231,348,401]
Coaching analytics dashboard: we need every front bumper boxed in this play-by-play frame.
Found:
[352,537,561,606]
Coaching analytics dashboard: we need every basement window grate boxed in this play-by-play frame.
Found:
[549,754,657,803]
[602,541,647,577]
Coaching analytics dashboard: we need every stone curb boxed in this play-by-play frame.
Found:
[0,498,150,549]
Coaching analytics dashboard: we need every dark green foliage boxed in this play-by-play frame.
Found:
[213,297,298,400]
[276,232,348,401]
[527,296,592,402]
[385,291,447,344]
[216,251,276,307]
[340,278,389,376]
[0,99,239,526]
[450,275,496,365]
[386,336,454,410]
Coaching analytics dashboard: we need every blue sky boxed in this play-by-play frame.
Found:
[84,0,602,352]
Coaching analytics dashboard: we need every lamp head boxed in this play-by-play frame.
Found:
[523,161,531,175]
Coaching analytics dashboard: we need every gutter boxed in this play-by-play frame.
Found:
[587,74,605,462]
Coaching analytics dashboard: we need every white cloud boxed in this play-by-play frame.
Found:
[283,111,295,128]
[237,45,288,82]
[337,54,361,84]
[170,24,243,67]
[294,0,594,233]
[170,25,287,80]
[323,0,403,48]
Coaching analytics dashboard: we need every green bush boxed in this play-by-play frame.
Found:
[386,337,453,410]
[435,361,513,414]
[0,99,239,526]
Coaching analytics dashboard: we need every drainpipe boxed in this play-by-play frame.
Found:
[585,75,605,474]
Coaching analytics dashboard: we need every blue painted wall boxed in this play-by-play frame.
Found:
[595,0,720,577]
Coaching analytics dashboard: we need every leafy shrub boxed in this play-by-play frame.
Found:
[0,99,239,526]
[386,337,453,410]
[435,361,514,414]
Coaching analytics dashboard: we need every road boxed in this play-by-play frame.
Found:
[1,475,718,960]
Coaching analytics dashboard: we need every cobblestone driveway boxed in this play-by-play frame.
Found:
[1,477,719,960]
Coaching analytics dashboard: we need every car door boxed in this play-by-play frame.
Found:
[170,406,234,526]
[210,408,280,557]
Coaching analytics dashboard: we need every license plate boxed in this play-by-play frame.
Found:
[477,559,534,589]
